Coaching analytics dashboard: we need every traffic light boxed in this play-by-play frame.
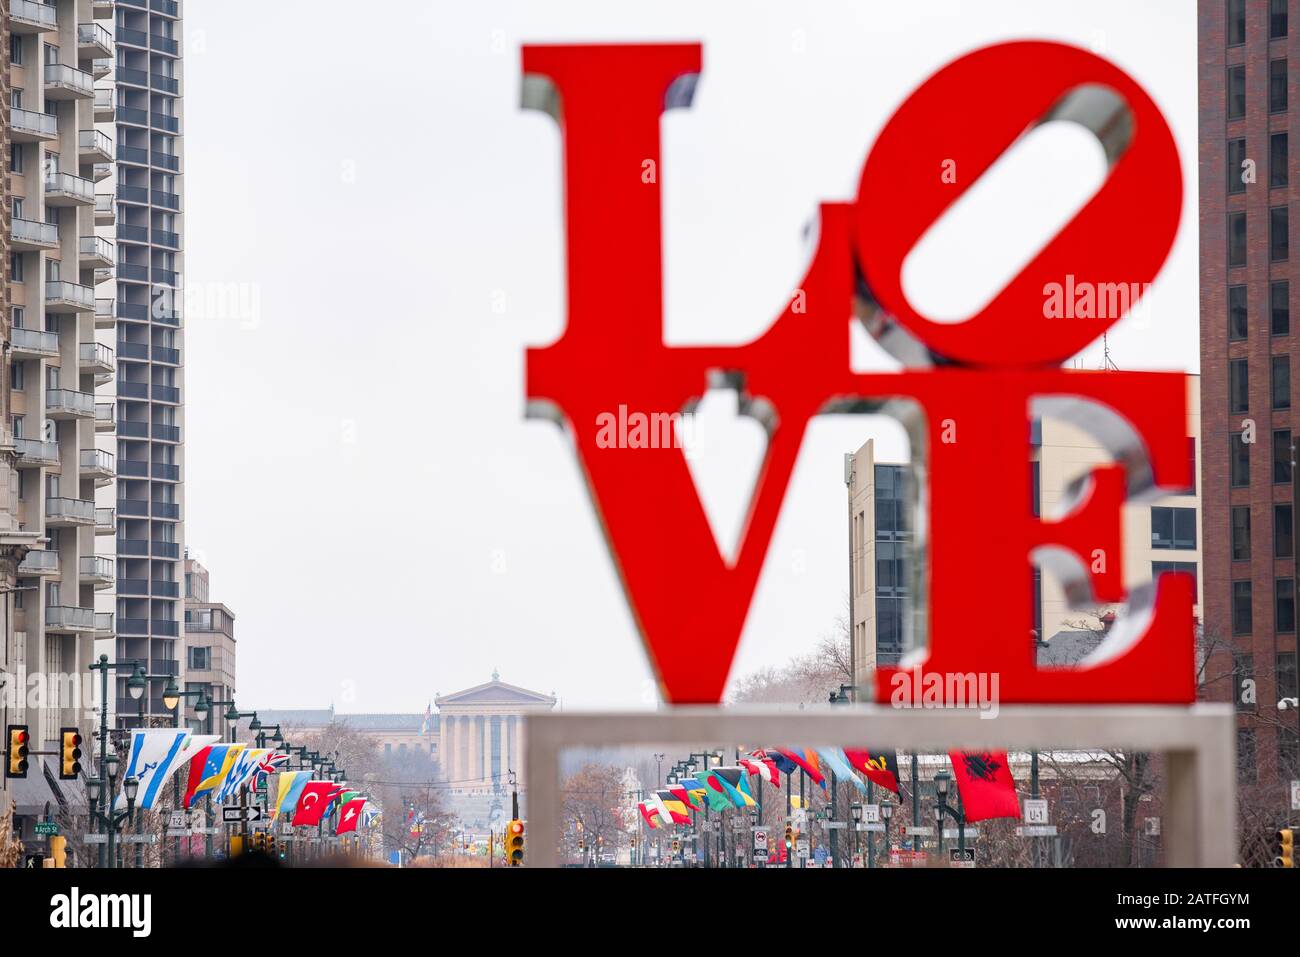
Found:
[784,823,793,848]
[1277,828,1295,868]
[58,728,81,780]
[49,836,67,868]
[252,831,266,854]
[268,832,281,860]
[5,725,28,779]
[506,819,525,866]
[671,838,679,854]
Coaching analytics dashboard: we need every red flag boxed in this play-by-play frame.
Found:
[292,782,344,827]
[181,744,214,809]
[843,748,901,795]
[774,748,825,787]
[335,797,367,835]
[948,751,1019,822]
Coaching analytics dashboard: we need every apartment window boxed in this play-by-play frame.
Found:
[1274,132,1290,188]
[1229,137,1247,194]
[1274,206,1291,261]
[10,255,22,283]
[876,541,906,595]
[10,89,20,110]
[1279,582,1297,635]
[1230,357,1250,412]
[1185,436,1197,495]
[1229,211,1247,267]
[10,365,21,393]
[1274,0,1290,37]
[1274,281,1291,335]
[1229,64,1247,118]
[1231,432,1251,487]
[1239,729,1258,784]
[1233,580,1253,635]
[1276,430,1294,483]
[1226,284,1247,340]
[11,306,23,330]
[188,646,210,670]
[1272,59,1290,112]
[9,144,21,175]
[1152,561,1197,597]
[1278,503,1295,558]
[1232,505,1252,560]
[1151,506,1197,550]
[9,34,21,66]
[1230,0,1247,44]
[1234,654,1254,711]
[1274,356,1292,408]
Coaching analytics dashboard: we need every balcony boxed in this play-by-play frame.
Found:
[79,555,115,588]
[10,107,58,143]
[95,507,115,535]
[151,618,179,637]
[117,498,148,517]
[45,280,95,313]
[118,381,148,401]
[117,66,148,89]
[46,606,96,633]
[94,88,116,122]
[10,0,57,33]
[79,129,113,163]
[92,58,113,80]
[117,223,148,243]
[152,461,180,482]
[153,229,180,250]
[78,22,114,59]
[150,34,178,56]
[118,263,149,283]
[95,298,117,329]
[117,26,147,48]
[152,189,180,210]
[46,389,95,419]
[11,218,58,253]
[151,383,180,404]
[10,326,59,360]
[80,447,116,485]
[116,105,148,128]
[152,152,180,173]
[117,577,147,596]
[13,436,58,468]
[95,402,116,432]
[45,63,94,100]
[152,347,180,366]
[152,579,179,598]
[92,162,112,182]
[152,501,179,519]
[17,549,59,576]
[46,497,96,527]
[117,458,148,478]
[95,613,115,637]
[95,194,116,226]
[118,341,148,361]
[151,113,179,134]
[80,341,115,377]
[117,420,147,439]
[152,541,180,559]
[149,73,179,95]
[93,0,113,17]
[45,171,95,207]
[117,144,149,166]
[119,539,148,557]
[152,0,180,17]
[118,184,149,205]
[80,236,115,271]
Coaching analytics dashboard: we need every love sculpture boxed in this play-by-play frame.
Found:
[522,41,1193,707]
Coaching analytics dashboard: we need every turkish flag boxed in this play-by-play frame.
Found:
[292,783,344,827]
[843,749,901,795]
[335,797,367,835]
[948,751,1020,822]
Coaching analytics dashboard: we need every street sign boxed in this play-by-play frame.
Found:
[796,839,809,858]
[949,847,976,867]
[165,829,189,838]
[33,822,59,836]
[1292,780,1300,812]
[84,834,107,845]
[890,849,928,867]
[943,827,979,839]
[905,826,934,836]
[1016,825,1058,837]
[823,820,847,829]
[1023,798,1049,825]
[222,805,263,823]
[858,822,885,833]
[753,830,768,851]
[120,835,158,845]
[168,811,187,830]
[863,803,881,823]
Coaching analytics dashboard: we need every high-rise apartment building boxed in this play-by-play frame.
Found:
[2,0,118,832]
[182,553,233,729]
[110,0,183,724]
[1200,0,1300,788]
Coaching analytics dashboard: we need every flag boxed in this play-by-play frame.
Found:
[183,742,241,809]
[677,777,707,811]
[948,751,1020,822]
[249,751,290,794]
[215,748,268,804]
[738,755,779,788]
[755,749,798,777]
[709,767,757,807]
[292,782,345,827]
[651,789,691,824]
[844,748,902,794]
[421,702,433,735]
[116,729,215,810]
[698,772,739,812]
[361,803,380,828]
[273,770,314,820]
[336,796,367,835]
[774,748,825,788]
[815,747,867,793]
[667,783,696,815]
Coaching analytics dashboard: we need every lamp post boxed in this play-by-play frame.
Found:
[85,752,138,869]
[87,654,149,867]
[880,799,894,866]
[933,770,966,859]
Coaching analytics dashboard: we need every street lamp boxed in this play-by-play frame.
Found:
[933,770,966,858]
[86,751,138,869]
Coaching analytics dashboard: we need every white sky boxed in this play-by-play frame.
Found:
[180,0,1197,712]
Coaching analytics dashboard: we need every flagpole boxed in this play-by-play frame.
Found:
[867,779,875,868]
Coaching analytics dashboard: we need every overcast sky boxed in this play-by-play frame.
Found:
[180,0,1196,713]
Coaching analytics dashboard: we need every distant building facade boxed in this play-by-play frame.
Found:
[182,553,234,728]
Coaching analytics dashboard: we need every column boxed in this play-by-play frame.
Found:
[444,715,455,783]
[514,713,524,783]
[480,715,490,786]
[471,715,482,786]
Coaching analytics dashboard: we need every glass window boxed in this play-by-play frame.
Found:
[1273,0,1289,37]
[1229,211,1248,267]
[1273,281,1290,335]
[1151,506,1197,550]
[1232,505,1252,560]
[1272,59,1289,112]
[1229,284,1248,340]
[1231,432,1252,487]
[1152,561,1198,597]
[1233,580,1253,635]
[1274,206,1291,261]
[1229,137,1247,193]
[1279,583,1297,635]
[1275,430,1293,483]
[1230,358,1250,412]
[1229,64,1247,118]
[1277,503,1295,558]
[1239,728,1258,783]
[1230,0,1247,44]
[1274,132,1290,188]
[1274,355,1292,409]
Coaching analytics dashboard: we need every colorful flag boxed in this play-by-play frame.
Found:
[651,789,691,824]
[709,767,758,807]
[637,801,662,829]
[754,748,798,777]
[815,747,867,793]
[183,742,242,809]
[677,777,707,811]
[843,748,902,794]
[774,748,825,788]
[948,751,1020,822]
[738,755,779,788]
[698,772,739,812]
[215,748,268,803]
[667,783,696,814]
[336,796,368,835]
[117,729,216,810]
[273,770,314,820]
[248,751,290,794]
[421,703,433,735]
[292,782,345,827]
